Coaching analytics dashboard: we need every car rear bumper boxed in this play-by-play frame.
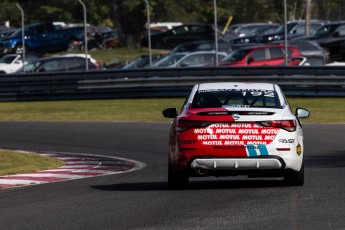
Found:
[190,157,284,171]
[185,156,303,177]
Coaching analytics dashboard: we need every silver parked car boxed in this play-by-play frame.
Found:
[152,51,227,68]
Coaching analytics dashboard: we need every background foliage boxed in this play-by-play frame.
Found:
[1,0,345,47]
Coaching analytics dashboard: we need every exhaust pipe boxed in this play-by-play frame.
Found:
[195,168,208,176]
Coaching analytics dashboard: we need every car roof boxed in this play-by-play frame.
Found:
[239,44,292,50]
[319,21,345,26]
[197,82,276,91]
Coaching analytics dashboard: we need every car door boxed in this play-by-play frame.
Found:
[246,48,269,66]
[26,24,49,50]
[266,47,286,66]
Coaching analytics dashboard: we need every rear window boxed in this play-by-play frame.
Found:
[191,89,282,109]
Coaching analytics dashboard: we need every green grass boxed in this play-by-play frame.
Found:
[288,97,345,123]
[0,97,343,123]
[61,48,168,66]
[0,150,64,176]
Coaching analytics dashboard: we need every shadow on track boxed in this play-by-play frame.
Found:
[91,179,287,191]
[305,151,345,168]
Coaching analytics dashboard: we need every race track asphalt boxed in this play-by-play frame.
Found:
[0,122,344,230]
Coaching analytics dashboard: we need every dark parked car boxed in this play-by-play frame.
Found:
[121,54,164,69]
[230,25,280,45]
[141,24,222,49]
[0,22,85,56]
[231,23,280,38]
[15,54,99,73]
[0,28,16,39]
[256,20,327,43]
[295,22,345,61]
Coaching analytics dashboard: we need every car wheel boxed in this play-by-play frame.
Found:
[14,44,24,54]
[284,161,304,186]
[67,39,81,51]
[168,162,189,190]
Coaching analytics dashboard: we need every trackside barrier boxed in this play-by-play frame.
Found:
[0,66,345,101]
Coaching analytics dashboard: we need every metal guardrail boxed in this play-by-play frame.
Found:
[1,66,345,101]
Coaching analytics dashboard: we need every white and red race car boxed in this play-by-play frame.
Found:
[163,82,310,189]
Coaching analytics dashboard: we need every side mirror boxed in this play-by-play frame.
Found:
[295,108,310,119]
[162,108,179,118]
[247,57,254,65]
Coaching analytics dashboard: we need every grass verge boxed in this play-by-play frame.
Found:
[0,150,64,176]
[61,48,168,66]
[0,97,343,123]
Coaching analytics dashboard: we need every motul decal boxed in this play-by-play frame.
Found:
[177,123,279,157]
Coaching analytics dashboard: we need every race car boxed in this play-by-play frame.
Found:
[162,82,310,189]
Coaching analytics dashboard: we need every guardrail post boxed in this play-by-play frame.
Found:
[144,0,152,67]
[78,0,89,71]
[213,0,219,66]
[16,3,25,73]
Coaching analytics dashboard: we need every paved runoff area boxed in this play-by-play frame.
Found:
[0,151,144,189]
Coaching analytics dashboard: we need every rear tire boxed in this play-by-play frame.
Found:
[168,162,189,190]
[284,161,304,186]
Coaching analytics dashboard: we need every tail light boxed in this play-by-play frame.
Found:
[260,120,297,132]
[176,120,212,132]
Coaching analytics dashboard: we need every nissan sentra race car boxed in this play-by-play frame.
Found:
[163,82,310,189]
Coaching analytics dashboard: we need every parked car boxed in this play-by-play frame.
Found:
[141,24,223,49]
[152,51,227,68]
[232,23,280,38]
[169,40,232,54]
[0,53,41,74]
[256,20,328,43]
[230,25,280,45]
[280,40,328,65]
[163,82,310,189]
[0,22,84,55]
[94,29,119,49]
[295,22,345,61]
[219,44,303,66]
[0,28,16,39]
[121,54,165,69]
[15,54,99,73]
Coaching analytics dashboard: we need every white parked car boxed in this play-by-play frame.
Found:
[163,82,310,189]
[0,54,41,74]
[0,54,25,74]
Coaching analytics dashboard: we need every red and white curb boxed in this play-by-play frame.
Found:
[0,151,145,189]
